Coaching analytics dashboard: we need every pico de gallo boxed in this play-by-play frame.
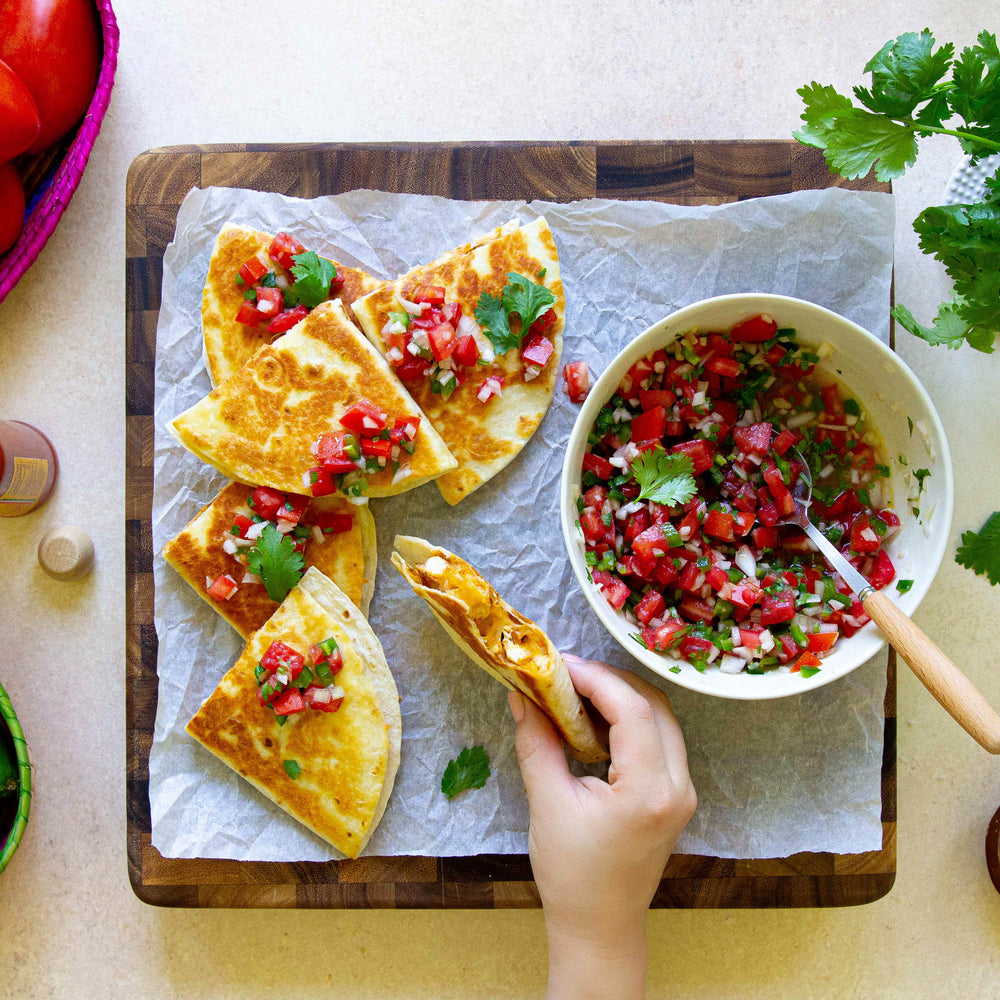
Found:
[255,638,346,724]
[233,232,343,336]
[306,399,421,498]
[380,274,558,403]
[577,314,900,677]
[206,486,353,605]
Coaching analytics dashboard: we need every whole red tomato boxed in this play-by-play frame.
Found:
[0,57,40,160]
[0,163,25,253]
[0,0,102,154]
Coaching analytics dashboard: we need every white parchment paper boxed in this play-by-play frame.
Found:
[150,184,894,861]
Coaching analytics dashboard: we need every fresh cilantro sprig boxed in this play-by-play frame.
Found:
[794,29,1000,354]
[284,251,338,309]
[441,745,491,799]
[955,511,1000,586]
[474,272,555,356]
[246,523,305,602]
[630,447,697,507]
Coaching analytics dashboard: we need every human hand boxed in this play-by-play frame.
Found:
[508,654,696,999]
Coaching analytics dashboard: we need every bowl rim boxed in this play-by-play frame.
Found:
[0,680,31,873]
[560,292,955,700]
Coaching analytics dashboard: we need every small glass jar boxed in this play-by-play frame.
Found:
[0,420,58,517]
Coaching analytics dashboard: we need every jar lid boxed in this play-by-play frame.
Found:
[37,525,95,581]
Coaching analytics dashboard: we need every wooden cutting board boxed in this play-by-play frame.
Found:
[125,140,896,908]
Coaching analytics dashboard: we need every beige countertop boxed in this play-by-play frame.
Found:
[1,2,998,996]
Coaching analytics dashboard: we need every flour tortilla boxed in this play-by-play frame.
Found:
[351,216,564,505]
[391,536,607,762]
[202,222,385,385]
[162,481,376,638]
[169,298,457,497]
[186,567,402,858]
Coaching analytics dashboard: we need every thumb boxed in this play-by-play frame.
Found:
[508,691,572,803]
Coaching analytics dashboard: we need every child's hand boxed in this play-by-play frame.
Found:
[508,654,696,999]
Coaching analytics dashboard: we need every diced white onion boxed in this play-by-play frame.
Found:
[362,416,379,431]
[348,495,369,505]
[382,319,407,336]
[759,629,775,653]
[245,521,267,540]
[691,390,706,407]
[276,519,295,534]
[312,526,326,545]
[385,346,404,364]
[241,572,262,585]
[720,654,745,674]
[785,411,816,429]
[222,538,238,555]
[734,545,757,579]
[524,365,541,382]
[400,297,426,316]
[391,465,413,485]
[302,472,313,488]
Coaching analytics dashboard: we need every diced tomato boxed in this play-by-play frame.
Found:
[309,511,353,534]
[275,494,308,526]
[631,405,667,443]
[733,422,773,455]
[584,484,609,510]
[521,333,555,368]
[752,525,778,549]
[670,438,715,475]
[761,590,797,625]
[268,232,307,269]
[206,574,238,601]
[757,502,779,527]
[529,306,558,336]
[635,590,666,625]
[582,452,615,480]
[272,687,307,716]
[261,641,305,679]
[619,552,656,580]
[564,361,590,403]
[637,389,674,411]
[678,597,715,623]
[239,255,268,286]
[850,513,881,554]
[771,429,799,456]
[340,399,388,436]
[642,619,688,652]
[267,305,310,334]
[427,322,457,361]
[652,558,680,588]
[739,626,763,649]
[251,486,287,521]
[254,285,283,317]
[806,631,839,653]
[453,334,480,367]
[580,509,610,544]
[877,508,901,531]
[303,687,344,713]
[820,490,862,519]
[361,437,392,460]
[236,301,265,327]
[866,548,896,589]
[777,634,800,662]
[820,383,843,416]
[679,561,701,593]
[308,467,337,497]
[392,352,428,381]
[441,301,462,328]
[632,525,669,561]
[393,416,420,441]
[706,356,742,377]
[705,566,730,591]
[410,283,446,305]
[231,514,253,537]
[703,509,735,542]
[733,510,755,536]
[595,575,630,610]
[678,635,714,659]
[729,580,761,608]
[730,314,778,343]
[790,651,822,673]
[762,461,787,496]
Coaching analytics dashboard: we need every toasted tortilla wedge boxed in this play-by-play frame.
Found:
[186,567,402,858]
[169,298,457,497]
[162,481,376,638]
[351,216,564,505]
[391,536,608,762]
[202,223,385,385]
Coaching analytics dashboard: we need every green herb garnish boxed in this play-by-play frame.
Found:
[441,745,491,799]
[246,523,306,602]
[283,760,302,780]
[283,251,338,309]
[473,272,555,356]
[955,511,1000,585]
[630,447,697,507]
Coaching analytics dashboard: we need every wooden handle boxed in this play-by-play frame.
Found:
[863,590,1000,754]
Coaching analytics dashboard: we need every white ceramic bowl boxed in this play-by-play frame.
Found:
[560,293,954,700]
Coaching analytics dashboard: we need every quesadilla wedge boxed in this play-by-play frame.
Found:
[391,536,608,763]
[351,216,565,505]
[186,567,402,858]
[202,223,385,385]
[169,298,457,498]
[163,480,376,639]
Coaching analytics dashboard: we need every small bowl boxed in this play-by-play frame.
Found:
[0,681,31,873]
[560,293,954,700]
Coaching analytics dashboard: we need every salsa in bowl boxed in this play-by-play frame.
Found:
[560,294,953,700]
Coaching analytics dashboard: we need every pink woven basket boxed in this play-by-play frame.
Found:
[0,0,119,306]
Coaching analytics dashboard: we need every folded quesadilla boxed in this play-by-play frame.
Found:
[351,217,565,505]
[202,223,385,385]
[169,298,457,498]
[163,480,376,638]
[186,567,402,858]
[391,536,608,763]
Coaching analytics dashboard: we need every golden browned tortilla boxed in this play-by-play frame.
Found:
[162,481,376,638]
[391,536,608,762]
[202,223,385,385]
[168,298,457,497]
[186,567,402,858]
[351,217,564,505]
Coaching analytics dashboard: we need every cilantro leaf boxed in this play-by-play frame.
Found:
[473,272,556,357]
[283,759,302,780]
[283,251,337,309]
[501,272,555,333]
[856,30,954,118]
[441,745,491,799]
[630,447,697,507]
[246,523,305,602]
[955,511,1000,585]
[473,292,518,355]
